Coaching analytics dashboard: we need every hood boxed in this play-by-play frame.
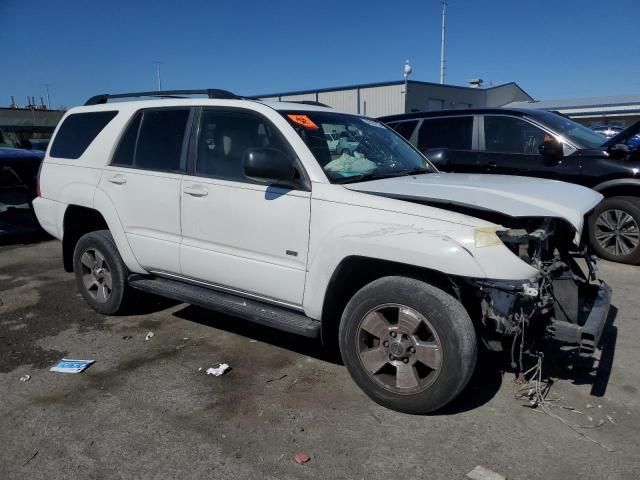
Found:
[0,147,45,161]
[344,173,603,233]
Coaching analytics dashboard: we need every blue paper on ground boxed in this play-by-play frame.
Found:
[50,359,95,374]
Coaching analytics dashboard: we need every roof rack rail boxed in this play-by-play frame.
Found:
[84,89,241,106]
[287,100,332,108]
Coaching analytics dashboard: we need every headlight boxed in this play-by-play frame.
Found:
[474,227,503,248]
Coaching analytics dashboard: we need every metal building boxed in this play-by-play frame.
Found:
[504,94,640,129]
[252,80,533,117]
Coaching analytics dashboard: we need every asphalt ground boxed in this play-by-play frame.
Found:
[1,208,639,479]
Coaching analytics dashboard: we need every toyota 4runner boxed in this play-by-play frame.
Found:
[34,89,611,414]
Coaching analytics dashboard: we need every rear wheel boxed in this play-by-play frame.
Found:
[339,276,477,414]
[588,196,640,265]
[73,230,132,315]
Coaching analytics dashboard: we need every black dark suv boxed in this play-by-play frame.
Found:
[380,109,640,265]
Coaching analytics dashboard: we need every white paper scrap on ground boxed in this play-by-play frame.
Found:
[467,465,506,480]
[50,359,95,374]
[145,332,154,341]
[206,364,230,376]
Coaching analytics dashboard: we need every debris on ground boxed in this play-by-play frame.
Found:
[19,374,31,383]
[50,359,95,374]
[22,450,38,466]
[145,332,154,341]
[266,374,287,383]
[206,363,230,377]
[293,452,311,464]
[122,335,132,340]
[249,339,258,343]
[513,353,614,452]
[467,465,506,480]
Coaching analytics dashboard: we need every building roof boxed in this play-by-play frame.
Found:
[504,93,640,111]
[252,80,530,99]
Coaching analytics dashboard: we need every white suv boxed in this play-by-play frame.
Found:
[34,89,611,413]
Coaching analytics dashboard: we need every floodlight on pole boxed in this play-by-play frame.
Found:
[403,60,413,112]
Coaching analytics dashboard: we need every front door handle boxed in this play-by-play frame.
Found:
[183,185,208,197]
[108,175,126,185]
[487,161,497,169]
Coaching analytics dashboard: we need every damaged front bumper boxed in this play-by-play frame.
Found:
[470,254,611,356]
[547,280,611,354]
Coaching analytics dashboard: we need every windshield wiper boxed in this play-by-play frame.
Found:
[402,166,431,175]
[332,171,409,184]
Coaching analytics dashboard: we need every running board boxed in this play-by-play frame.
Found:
[128,275,320,338]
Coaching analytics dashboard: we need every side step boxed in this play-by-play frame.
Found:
[128,275,321,338]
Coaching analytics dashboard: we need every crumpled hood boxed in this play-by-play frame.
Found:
[344,173,603,233]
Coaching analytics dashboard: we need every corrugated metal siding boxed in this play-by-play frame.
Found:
[318,90,358,113]
[359,84,404,117]
[280,93,318,102]
[259,96,281,102]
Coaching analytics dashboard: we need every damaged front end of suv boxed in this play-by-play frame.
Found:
[463,216,611,363]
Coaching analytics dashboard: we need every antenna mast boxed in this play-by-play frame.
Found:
[440,1,447,84]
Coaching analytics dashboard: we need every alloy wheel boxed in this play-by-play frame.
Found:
[356,303,443,395]
[80,248,113,303]
[594,208,640,257]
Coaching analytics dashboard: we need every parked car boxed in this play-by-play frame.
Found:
[0,147,44,212]
[34,90,609,414]
[591,125,624,138]
[335,131,360,155]
[380,109,640,265]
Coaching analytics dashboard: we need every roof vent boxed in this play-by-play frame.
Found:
[468,78,483,88]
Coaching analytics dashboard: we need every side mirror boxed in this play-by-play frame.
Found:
[608,143,630,160]
[422,148,450,169]
[243,147,298,188]
[538,139,564,162]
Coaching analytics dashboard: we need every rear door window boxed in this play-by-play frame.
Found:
[50,111,118,159]
[417,116,473,151]
[483,116,547,154]
[111,109,190,171]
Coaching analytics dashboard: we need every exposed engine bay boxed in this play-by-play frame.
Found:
[464,216,610,362]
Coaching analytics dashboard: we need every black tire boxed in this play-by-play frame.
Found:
[339,276,477,414]
[73,229,132,315]
[588,196,640,265]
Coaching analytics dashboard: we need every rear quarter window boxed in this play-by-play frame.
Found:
[49,111,118,159]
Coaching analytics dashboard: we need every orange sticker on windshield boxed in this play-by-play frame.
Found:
[287,114,319,130]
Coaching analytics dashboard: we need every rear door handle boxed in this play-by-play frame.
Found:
[183,185,208,197]
[487,161,497,168]
[108,175,126,185]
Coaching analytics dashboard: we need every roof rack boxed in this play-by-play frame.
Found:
[286,100,332,108]
[84,89,241,106]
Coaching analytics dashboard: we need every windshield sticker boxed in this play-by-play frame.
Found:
[287,114,319,130]
[360,117,384,128]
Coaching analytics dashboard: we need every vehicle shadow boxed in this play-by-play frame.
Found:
[173,304,506,414]
[0,207,50,246]
[542,305,618,398]
[172,304,341,365]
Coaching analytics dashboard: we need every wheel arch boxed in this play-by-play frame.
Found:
[319,255,460,347]
[592,179,640,198]
[61,196,145,274]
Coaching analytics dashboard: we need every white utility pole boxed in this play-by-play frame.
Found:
[44,84,52,109]
[440,1,447,84]
[153,61,163,91]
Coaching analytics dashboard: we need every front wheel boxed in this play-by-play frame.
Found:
[588,196,640,265]
[339,276,477,414]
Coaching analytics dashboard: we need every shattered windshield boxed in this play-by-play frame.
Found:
[281,111,434,183]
